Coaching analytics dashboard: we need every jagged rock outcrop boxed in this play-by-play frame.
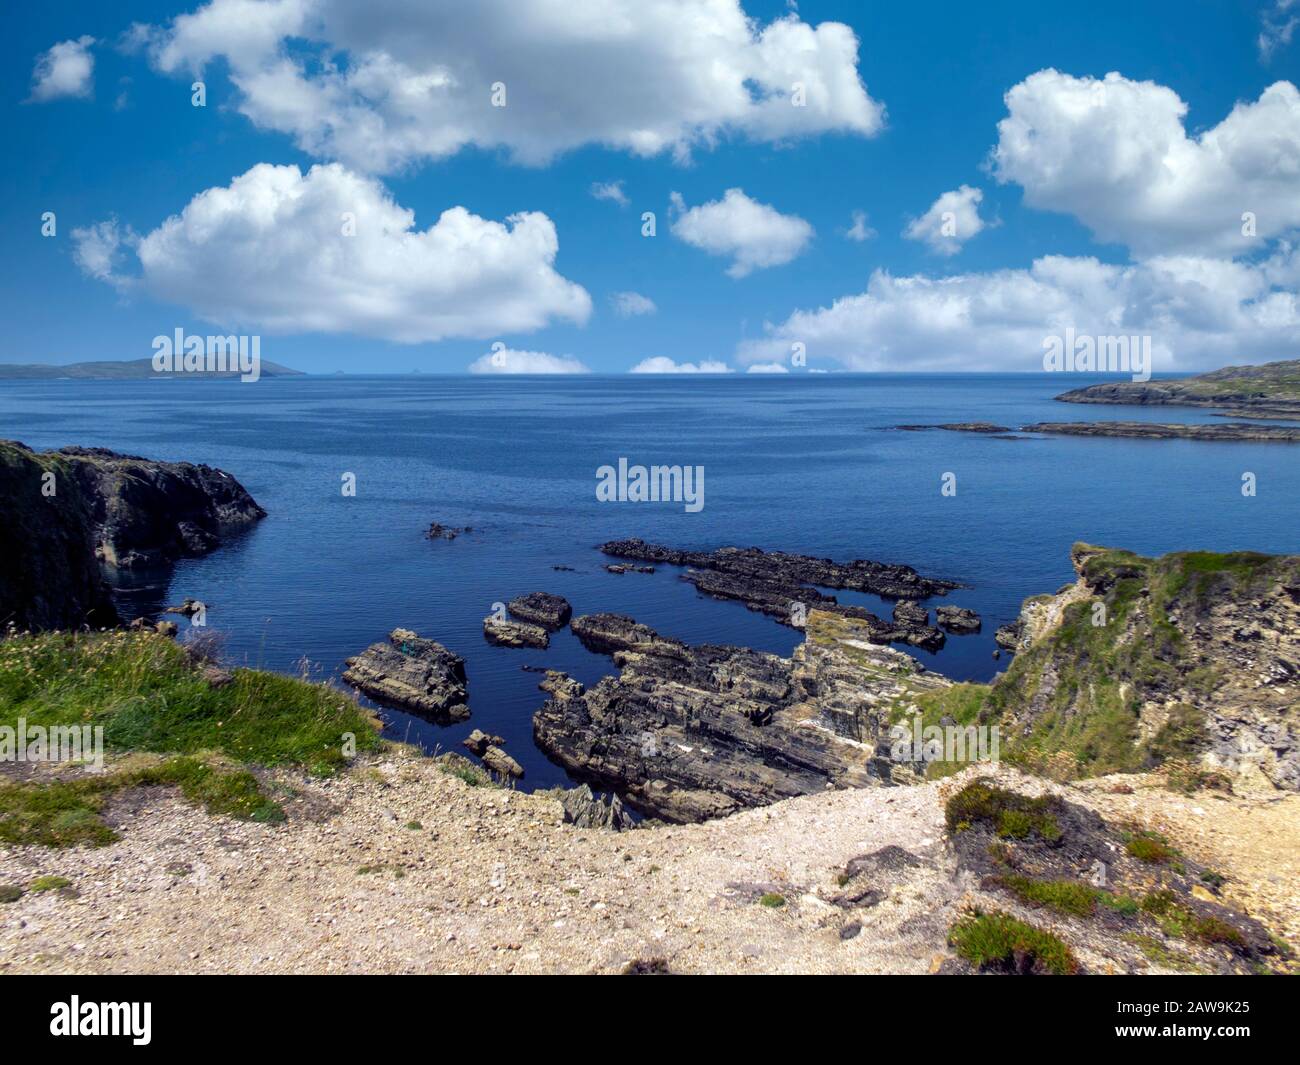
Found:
[51,446,265,568]
[343,628,470,723]
[1,441,263,631]
[534,610,956,822]
[483,615,549,648]
[936,605,982,634]
[983,544,1300,791]
[507,592,572,630]
[550,784,633,830]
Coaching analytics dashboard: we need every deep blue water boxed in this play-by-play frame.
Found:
[3,373,1298,789]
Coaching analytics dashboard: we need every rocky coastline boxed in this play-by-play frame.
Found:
[0,441,264,631]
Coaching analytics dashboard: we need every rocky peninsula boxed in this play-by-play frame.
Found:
[1054,358,1300,414]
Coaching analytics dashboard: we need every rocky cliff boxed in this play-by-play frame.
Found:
[0,443,118,631]
[0,441,265,631]
[985,544,1300,791]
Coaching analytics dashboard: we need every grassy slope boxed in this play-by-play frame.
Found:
[0,630,381,845]
[892,546,1293,781]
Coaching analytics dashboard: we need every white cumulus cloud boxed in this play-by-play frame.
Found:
[611,292,657,318]
[737,249,1300,373]
[629,356,731,373]
[992,70,1300,257]
[468,347,590,374]
[139,0,884,172]
[746,362,790,373]
[29,36,96,102]
[904,186,988,256]
[71,162,590,343]
[670,188,813,278]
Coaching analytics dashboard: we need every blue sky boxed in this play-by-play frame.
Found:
[4,0,1299,373]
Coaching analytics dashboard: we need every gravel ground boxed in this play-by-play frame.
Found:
[1,754,1295,974]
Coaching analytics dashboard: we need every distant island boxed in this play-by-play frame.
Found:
[1056,357,1300,415]
[0,358,304,380]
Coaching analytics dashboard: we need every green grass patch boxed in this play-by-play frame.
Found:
[759,893,786,908]
[0,630,384,847]
[1140,890,1246,947]
[1125,830,1176,864]
[945,779,1063,842]
[948,910,1079,975]
[0,630,381,775]
[0,754,286,847]
[28,875,72,893]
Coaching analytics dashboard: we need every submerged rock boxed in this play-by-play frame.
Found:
[343,628,469,723]
[507,592,572,630]
[483,615,549,648]
[426,522,471,540]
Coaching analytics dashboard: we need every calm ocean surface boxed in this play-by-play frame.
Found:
[4,373,1298,789]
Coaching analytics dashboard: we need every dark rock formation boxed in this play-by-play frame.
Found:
[570,613,685,657]
[892,601,929,627]
[52,446,265,568]
[343,628,469,723]
[426,522,472,540]
[462,728,505,755]
[534,609,955,822]
[600,538,958,600]
[1022,421,1300,442]
[507,592,572,630]
[605,563,655,574]
[483,615,549,648]
[1,441,263,631]
[935,605,982,634]
[596,540,951,651]
[994,620,1024,652]
[897,422,1013,433]
[0,442,119,631]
